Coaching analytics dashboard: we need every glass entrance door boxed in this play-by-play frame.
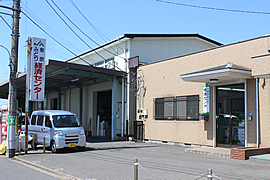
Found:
[217,84,245,147]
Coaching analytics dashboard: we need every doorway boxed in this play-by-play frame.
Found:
[97,90,112,138]
[217,84,245,147]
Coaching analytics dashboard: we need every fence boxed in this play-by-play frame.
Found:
[133,158,221,180]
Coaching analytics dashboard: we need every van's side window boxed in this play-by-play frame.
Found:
[37,116,44,126]
[45,116,52,128]
[31,115,37,125]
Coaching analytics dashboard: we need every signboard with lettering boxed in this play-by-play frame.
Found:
[30,37,46,101]
[202,86,210,113]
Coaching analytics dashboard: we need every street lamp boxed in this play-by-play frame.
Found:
[0,44,12,156]
[0,45,11,65]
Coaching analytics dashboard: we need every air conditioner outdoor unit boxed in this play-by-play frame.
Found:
[143,109,148,116]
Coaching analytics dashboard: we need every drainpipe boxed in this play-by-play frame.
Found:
[245,80,248,147]
[121,77,124,140]
[212,86,216,148]
[255,78,259,148]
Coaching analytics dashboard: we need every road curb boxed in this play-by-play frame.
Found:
[13,155,82,180]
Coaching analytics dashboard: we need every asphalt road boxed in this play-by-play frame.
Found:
[0,155,58,180]
[12,141,270,180]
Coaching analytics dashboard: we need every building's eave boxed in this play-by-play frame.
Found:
[123,33,223,46]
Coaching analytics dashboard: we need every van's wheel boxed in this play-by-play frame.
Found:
[78,146,85,151]
[51,141,58,153]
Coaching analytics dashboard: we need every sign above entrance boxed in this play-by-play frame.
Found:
[202,86,210,113]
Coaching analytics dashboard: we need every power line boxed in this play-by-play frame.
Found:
[156,0,270,15]
[46,0,106,61]
[48,0,126,71]
[47,48,69,60]
[53,0,126,59]
[0,11,12,16]
[0,15,13,32]
[20,1,82,53]
[68,0,126,56]
[45,0,95,50]
[21,11,93,66]
[21,9,124,73]
[69,0,110,43]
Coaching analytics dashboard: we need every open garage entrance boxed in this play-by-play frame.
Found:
[96,90,112,138]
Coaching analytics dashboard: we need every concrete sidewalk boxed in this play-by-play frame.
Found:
[185,146,231,159]
[184,145,270,162]
[249,154,270,162]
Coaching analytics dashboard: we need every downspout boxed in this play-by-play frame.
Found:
[121,77,124,140]
[256,78,259,148]
[245,80,248,147]
[213,86,216,148]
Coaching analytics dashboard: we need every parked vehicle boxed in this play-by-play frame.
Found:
[28,110,86,152]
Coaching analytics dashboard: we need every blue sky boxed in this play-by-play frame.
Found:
[0,0,270,85]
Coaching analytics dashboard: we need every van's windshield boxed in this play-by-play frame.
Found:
[52,115,81,127]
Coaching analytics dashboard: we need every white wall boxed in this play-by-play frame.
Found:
[130,37,218,63]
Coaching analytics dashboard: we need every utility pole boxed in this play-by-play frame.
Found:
[24,38,31,154]
[7,0,20,158]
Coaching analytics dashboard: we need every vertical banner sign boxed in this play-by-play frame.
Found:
[30,38,46,101]
[202,86,210,113]
[8,115,15,125]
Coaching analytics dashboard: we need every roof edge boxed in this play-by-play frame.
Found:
[123,33,223,46]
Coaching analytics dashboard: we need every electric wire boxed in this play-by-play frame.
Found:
[47,47,73,56]
[0,4,15,11]
[69,0,111,43]
[22,0,28,74]
[68,0,124,54]
[156,0,270,15]
[58,0,127,58]
[0,15,13,32]
[46,0,105,60]
[0,11,12,16]
[21,10,93,66]
[2,1,127,82]
[67,0,127,60]
[20,1,81,53]
[47,0,126,71]
[21,1,127,73]
[47,48,69,60]
[21,9,125,75]
[21,4,124,73]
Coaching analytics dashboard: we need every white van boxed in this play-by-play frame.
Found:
[28,110,86,153]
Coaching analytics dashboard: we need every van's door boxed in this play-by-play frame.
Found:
[28,115,38,143]
[43,116,52,146]
[36,115,45,144]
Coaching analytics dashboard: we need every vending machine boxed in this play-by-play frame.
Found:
[0,106,8,144]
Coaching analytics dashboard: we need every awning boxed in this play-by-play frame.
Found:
[0,59,126,99]
[179,63,252,84]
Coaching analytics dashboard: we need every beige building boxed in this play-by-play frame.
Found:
[137,35,270,148]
